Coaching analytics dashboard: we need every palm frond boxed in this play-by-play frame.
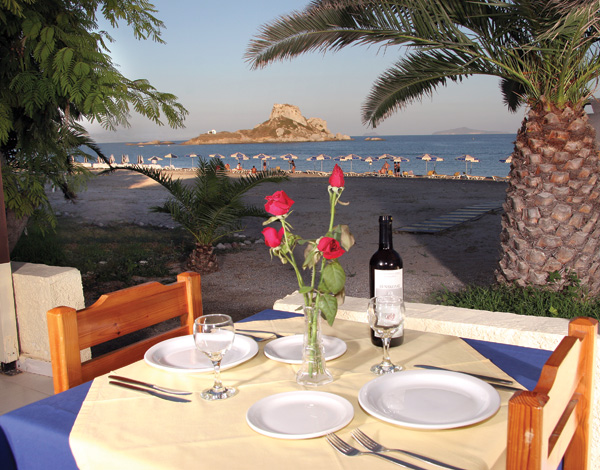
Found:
[124,159,288,246]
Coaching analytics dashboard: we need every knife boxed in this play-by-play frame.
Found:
[413,365,514,385]
[109,381,191,403]
[108,375,191,395]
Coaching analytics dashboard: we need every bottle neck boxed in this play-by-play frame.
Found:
[378,218,393,250]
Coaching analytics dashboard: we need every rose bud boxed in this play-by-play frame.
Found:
[262,227,284,248]
[265,190,295,216]
[329,164,345,188]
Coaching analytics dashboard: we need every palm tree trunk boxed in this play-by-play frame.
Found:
[187,243,219,274]
[497,98,600,295]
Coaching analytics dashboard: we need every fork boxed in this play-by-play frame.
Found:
[236,329,286,340]
[352,429,466,470]
[325,433,427,470]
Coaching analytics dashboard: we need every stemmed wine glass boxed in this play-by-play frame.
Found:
[194,314,238,400]
[367,296,404,374]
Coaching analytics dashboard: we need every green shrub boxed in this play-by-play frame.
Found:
[436,273,600,321]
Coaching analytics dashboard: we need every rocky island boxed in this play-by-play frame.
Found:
[182,104,352,145]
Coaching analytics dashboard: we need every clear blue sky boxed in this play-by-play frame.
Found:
[86,0,525,143]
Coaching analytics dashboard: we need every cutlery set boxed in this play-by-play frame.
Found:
[326,430,466,469]
[108,375,192,403]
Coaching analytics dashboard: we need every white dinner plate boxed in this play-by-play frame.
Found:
[264,335,347,364]
[144,334,258,373]
[246,391,354,439]
[359,370,501,429]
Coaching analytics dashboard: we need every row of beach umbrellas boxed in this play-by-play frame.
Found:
[102,152,511,174]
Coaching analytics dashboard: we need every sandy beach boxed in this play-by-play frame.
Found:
[47,169,508,320]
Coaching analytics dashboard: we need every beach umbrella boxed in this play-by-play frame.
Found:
[343,154,362,171]
[417,154,443,173]
[377,154,395,160]
[149,156,162,165]
[108,154,116,164]
[280,153,298,160]
[164,153,178,168]
[253,153,273,160]
[456,154,480,174]
[186,153,198,168]
[136,155,144,165]
[121,154,129,164]
[231,152,246,160]
[307,154,331,171]
[364,156,375,167]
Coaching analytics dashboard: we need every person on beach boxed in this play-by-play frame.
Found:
[251,165,257,174]
[224,163,230,171]
[380,161,390,175]
[394,162,400,177]
[291,160,296,173]
[262,160,267,171]
[236,162,242,171]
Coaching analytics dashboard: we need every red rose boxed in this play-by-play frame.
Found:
[317,237,345,259]
[262,227,284,248]
[265,190,295,216]
[329,164,345,188]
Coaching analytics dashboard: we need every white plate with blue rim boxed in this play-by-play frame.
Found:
[359,369,501,429]
[247,391,354,439]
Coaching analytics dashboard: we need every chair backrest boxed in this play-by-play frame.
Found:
[507,317,598,470]
[47,272,203,394]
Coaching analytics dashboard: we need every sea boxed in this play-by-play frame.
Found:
[88,134,516,178]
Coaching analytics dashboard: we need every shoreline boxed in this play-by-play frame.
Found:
[47,170,507,319]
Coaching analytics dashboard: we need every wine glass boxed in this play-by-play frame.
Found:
[367,296,404,374]
[194,314,238,400]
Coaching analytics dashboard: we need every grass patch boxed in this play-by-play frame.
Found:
[11,218,196,302]
[435,280,600,321]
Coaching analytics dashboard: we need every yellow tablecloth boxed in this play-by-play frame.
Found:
[69,317,522,470]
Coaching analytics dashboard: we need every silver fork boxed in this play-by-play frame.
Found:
[236,329,285,340]
[352,429,467,470]
[325,433,427,470]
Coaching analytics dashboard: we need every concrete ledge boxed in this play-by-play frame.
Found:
[11,262,88,375]
[273,291,600,468]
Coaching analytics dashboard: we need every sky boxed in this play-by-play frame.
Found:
[85,0,526,143]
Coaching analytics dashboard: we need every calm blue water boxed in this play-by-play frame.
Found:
[86,134,516,177]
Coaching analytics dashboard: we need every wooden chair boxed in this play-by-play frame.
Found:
[47,272,203,394]
[507,317,598,469]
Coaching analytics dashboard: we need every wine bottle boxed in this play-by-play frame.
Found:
[369,215,404,347]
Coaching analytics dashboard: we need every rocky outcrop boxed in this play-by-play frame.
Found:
[182,104,352,145]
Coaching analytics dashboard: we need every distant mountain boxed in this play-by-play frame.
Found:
[433,127,505,135]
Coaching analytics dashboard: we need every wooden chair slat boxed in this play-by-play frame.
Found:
[80,325,189,383]
[47,272,202,394]
[507,316,597,470]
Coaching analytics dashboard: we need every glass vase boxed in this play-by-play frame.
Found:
[296,306,333,386]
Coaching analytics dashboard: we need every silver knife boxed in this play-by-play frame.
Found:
[108,375,191,395]
[109,381,191,403]
[413,365,514,385]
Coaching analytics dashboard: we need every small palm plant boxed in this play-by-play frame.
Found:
[128,159,287,273]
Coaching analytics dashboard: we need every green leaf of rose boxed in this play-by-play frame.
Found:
[320,261,346,294]
[298,285,312,294]
[318,294,338,326]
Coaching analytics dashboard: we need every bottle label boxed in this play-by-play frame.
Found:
[373,269,404,339]
[374,269,403,299]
